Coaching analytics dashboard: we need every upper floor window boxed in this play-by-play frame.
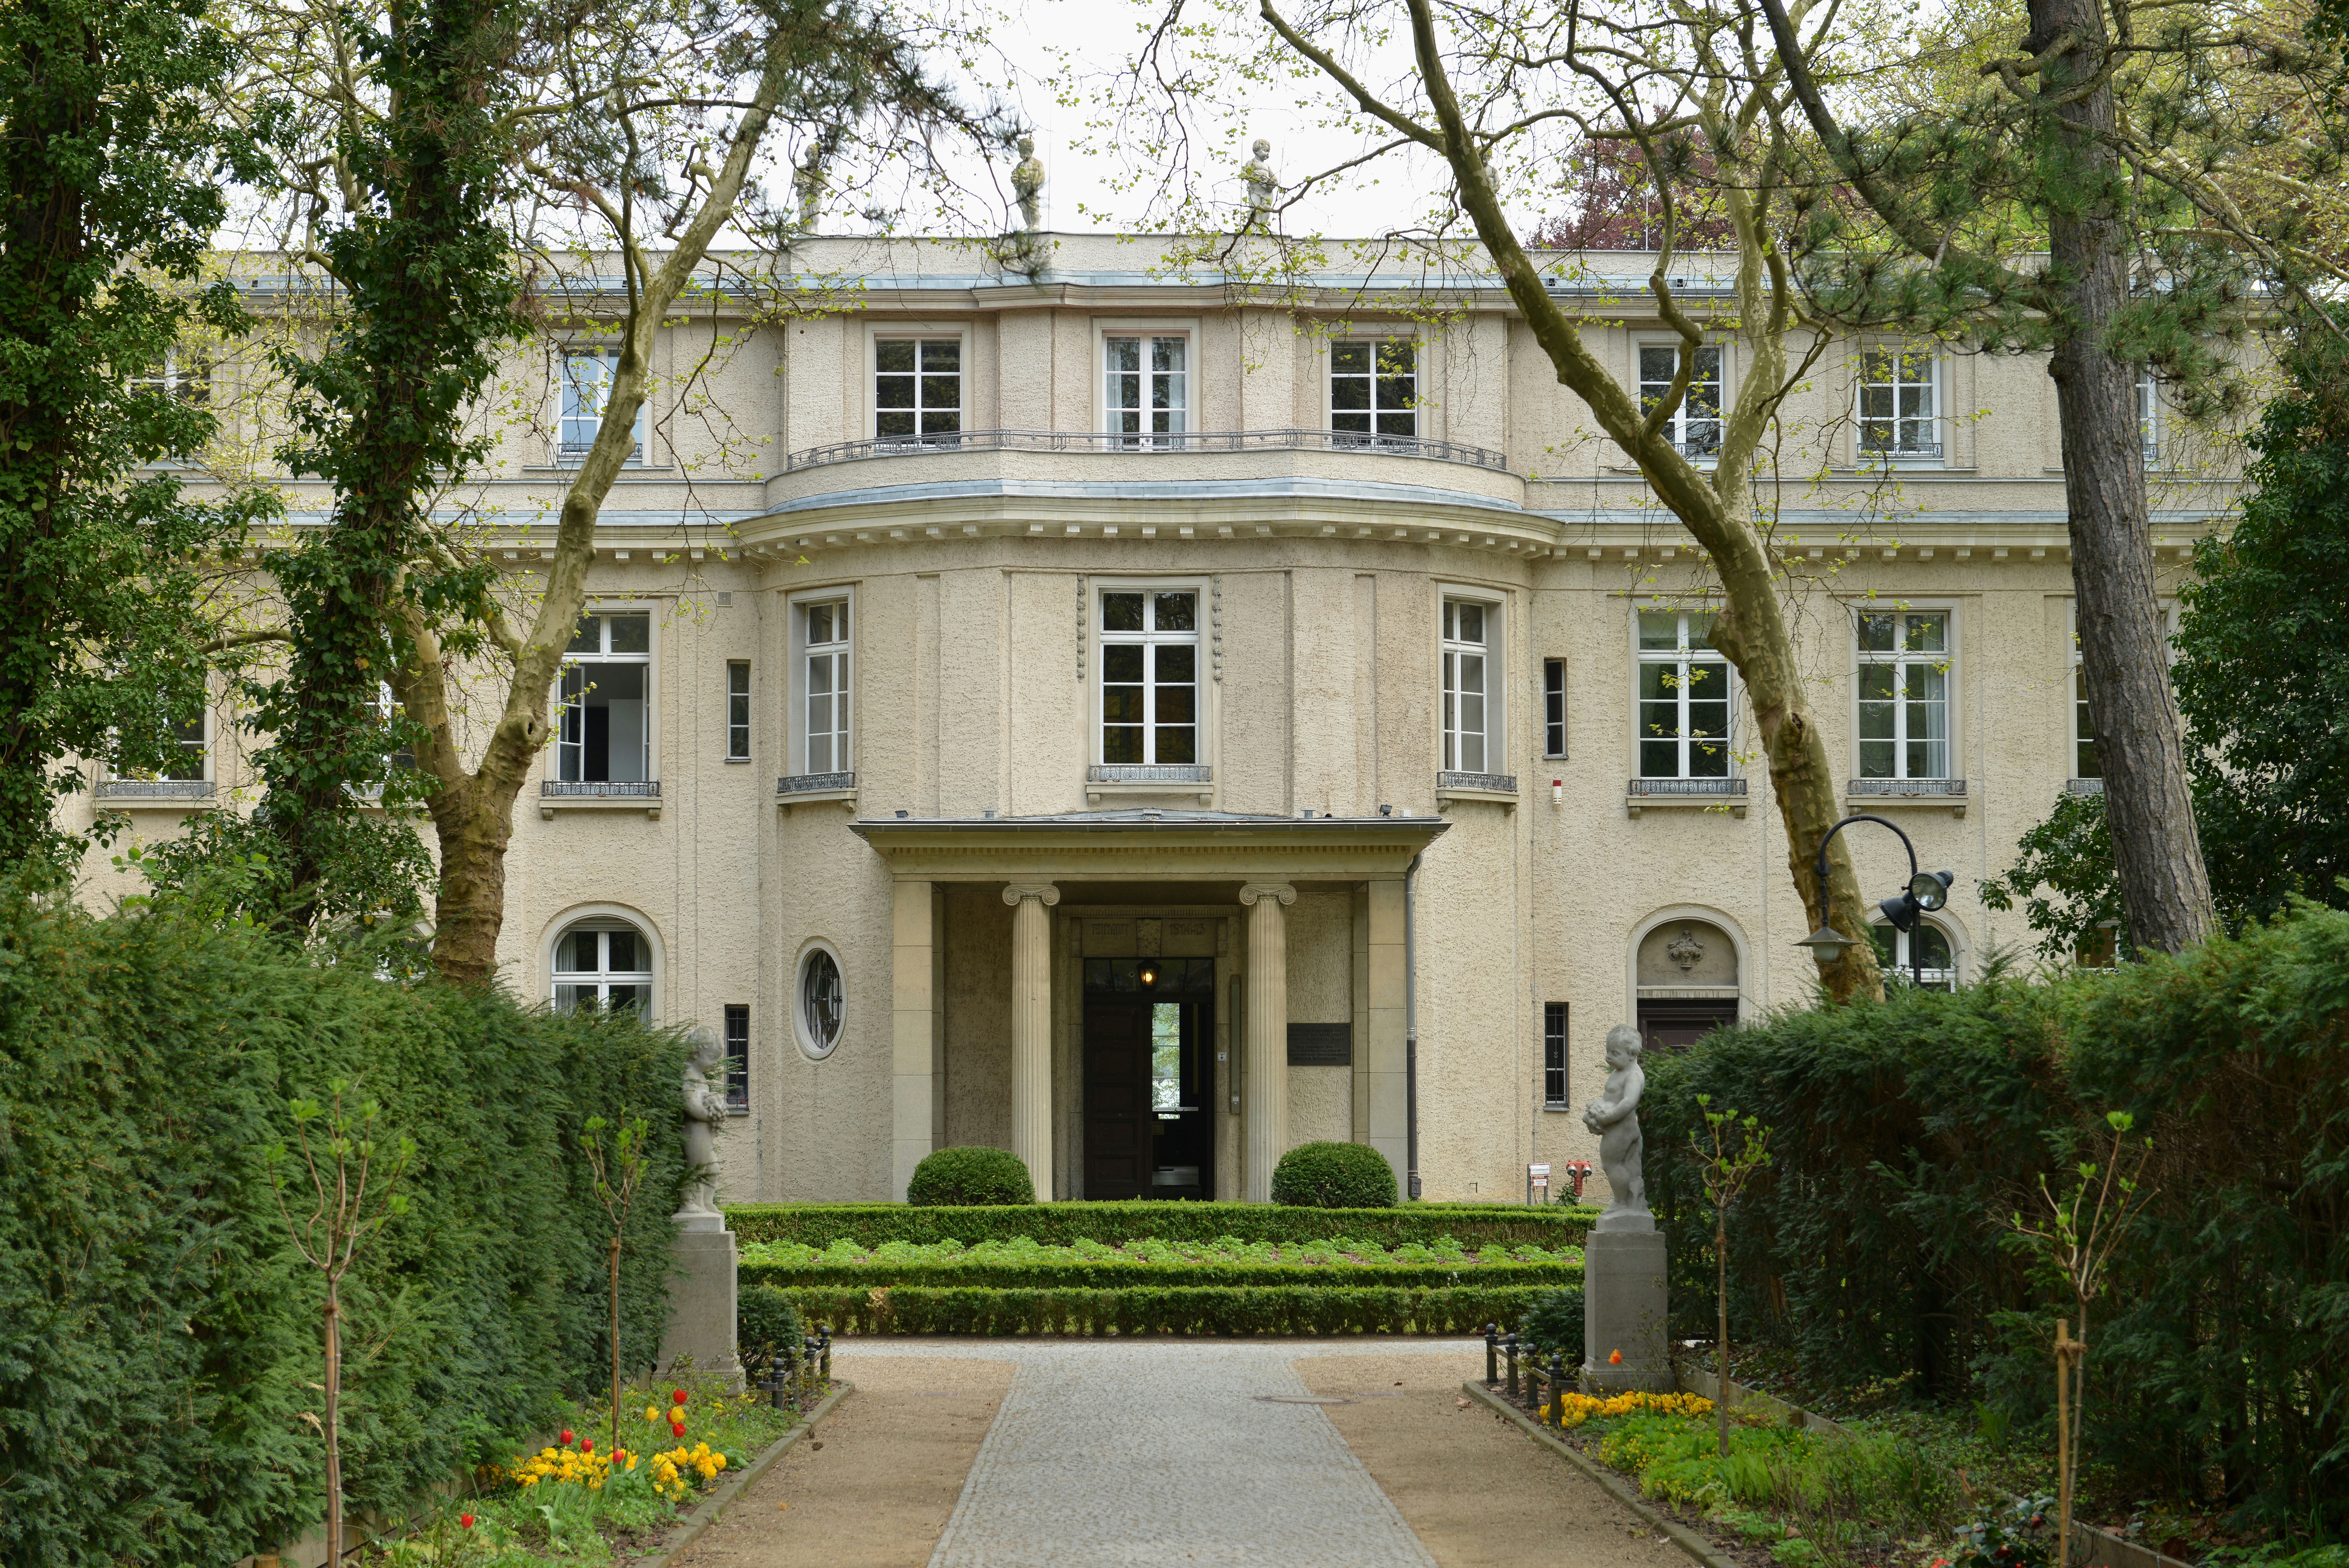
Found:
[1331,340,1415,441]
[726,661,751,760]
[1638,344,1722,458]
[1543,659,1567,759]
[1100,589,1197,764]
[2137,367,2159,466]
[1637,610,1729,779]
[1441,598,1491,773]
[134,349,211,408]
[875,338,961,440]
[804,601,851,774]
[1857,609,1950,780]
[553,918,652,1015]
[1106,335,1187,448]
[559,612,651,783]
[117,705,208,783]
[1858,348,1939,460]
[558,350,644,464]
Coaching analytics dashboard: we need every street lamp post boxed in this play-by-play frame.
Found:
[1795,813,1955,989]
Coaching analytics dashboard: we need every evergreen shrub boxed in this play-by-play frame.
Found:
[1269,1141,1399,1208]
[725,1200,1593,1249]
[737,1284,805,1356]
[1517,1284,1586,1365]
[907,1145,1037,1206]
[1642,902,2349,1530]
[0,881,689,1566]
[743,1258,1582,1292]
[774,1282,1554,1336]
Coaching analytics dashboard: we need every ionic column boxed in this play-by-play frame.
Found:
[1002,882,1061,1200]
[1239,881,1296,1202]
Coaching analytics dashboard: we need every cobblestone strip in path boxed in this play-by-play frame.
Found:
[837,1339,1474,1568]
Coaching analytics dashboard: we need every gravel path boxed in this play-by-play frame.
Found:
[837,1338,1476,1568]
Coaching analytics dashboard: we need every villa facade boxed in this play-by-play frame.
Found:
[71,234,2230,1208]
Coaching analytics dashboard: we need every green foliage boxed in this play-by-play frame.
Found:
[1641,902,2349,1530]
[725,1201,1593,1250]
[0,873,689,1566]
[742,1232,1580,1268]
[744,1257,1580,1292]
[0,0,271,867]
[1518,1285,1587,1365]
[771,1283,1558,1337]
[1980,791,2127,962]
[737,1285,805,1357]
[1270,1140,1400,1208]
[906,1145,1037,1206]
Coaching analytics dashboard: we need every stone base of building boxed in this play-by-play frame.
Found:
[658,1225,743,1392]
[1582,1229,1673,1393]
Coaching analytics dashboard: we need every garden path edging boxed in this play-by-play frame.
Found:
[629,1380,853,1567]
[1462,1381,1740,1568]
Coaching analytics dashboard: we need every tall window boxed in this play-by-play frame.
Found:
[1441,599,1490,773]
[2072,634,2098,782]
[1105,336,1187,448]
[804,602,851,774]
[558,612,652,782]
[1100,589,1197,764]
[1858,348,1938,458]
[1637,610,1729,779]
[726,662,751,760]
[1870,923,1955,990]
[1543,659,1567,759]
[1330,340,1415,441]
[558,351,644,464]
[1638,344,1722,456]
[723,1004,750,1111]
[553,921,652,1014]
[2137,367,2159,466]
[1543,1003,1568,1108]
[1856,610,1950,780]
[875,338,961,440]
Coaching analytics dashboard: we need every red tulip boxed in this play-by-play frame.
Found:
[673,1389,688,1404]
[1608,1349,1623,1366]
[672,1421,686,1438]
[460,1515,475,1530]
[560,1429,574,1445]
[582,1440,594,1454]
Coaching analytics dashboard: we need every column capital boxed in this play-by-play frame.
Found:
[1238,881,1296,907]
[1002,882,1062,908]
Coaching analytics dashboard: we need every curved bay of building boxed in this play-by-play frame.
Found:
[72,234,2230,1208]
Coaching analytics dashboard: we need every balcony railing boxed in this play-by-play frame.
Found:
[777,771,855,795]
[1628,777,1746,796]
[1858,440,1944,462]
[542,779,660,798]
[1087,764,1212,785]
[2067,776,2105,795]
[781,427,1510,475]
[1437,770,1518,793]
[1848,777,1967,796]
[551,440,643,467]
[96,778,214,799]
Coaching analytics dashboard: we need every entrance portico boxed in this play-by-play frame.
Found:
[849,811,1448,1201]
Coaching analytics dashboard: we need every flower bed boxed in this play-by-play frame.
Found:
[723,1200,1595,1251]
[777,1282,1556,1335]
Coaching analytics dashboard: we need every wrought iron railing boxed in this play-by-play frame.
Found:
[1627,777,1746,795]
[777,771,856,795]
[541,779,661,798]
[96,779,214,799]
[1437,770,1518,793]
[1086,764,1212,784]
[781,427,1510,474]
[1847,777,1967,796]
[2067,776,2104,795]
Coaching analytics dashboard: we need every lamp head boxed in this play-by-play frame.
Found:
[1879,893,1920,932]
[1796,924,1860,964]
[1911,870,1954,912]
[1138,962,1158,989]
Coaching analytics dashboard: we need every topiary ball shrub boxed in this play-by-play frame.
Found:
[1270,1140,1398,1208]
[1516,1284,1584,1367]
[907,1145,1036,1206]
[738,1283,804,1356]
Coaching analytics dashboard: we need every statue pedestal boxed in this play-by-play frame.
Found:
[657,1218,742,1392]
[1582,1228,1673,1393]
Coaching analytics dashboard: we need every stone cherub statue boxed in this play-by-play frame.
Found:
[675,1027,727,1230]
[1583,1023,1654,1233]
[1011,136,1046,232]
[791,144,827,231]
[1242,137,1278,217]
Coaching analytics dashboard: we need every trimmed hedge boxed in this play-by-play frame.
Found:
[743,1259,1582,1292]
[0,881,689,1567]
[774,1283,1558,1336]
[907,1145,1035,1205]
[724,1201,1596,1250]
[1271,1140,1399,1207]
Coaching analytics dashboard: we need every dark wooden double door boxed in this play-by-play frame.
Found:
[1082,992,1215,1200]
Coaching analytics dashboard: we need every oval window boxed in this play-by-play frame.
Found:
[797,946,843,1058]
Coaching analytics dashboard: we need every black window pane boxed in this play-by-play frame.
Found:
[920,340,960,371]
[1103,644,1144,681]
[568,615,601,653]
[1155,645,1195,683]
[1332,342,1369,373]
[875,376,915,409]
[1103,726,1143,763]
[1331,376,1370,412]
[607,930,639,971]
[876,410,915,436]
[1333,410,1371,433]
[1378,343,1414,374]
[1153,593,1196,631]
[1102,687,1144,724]
[1641,739,1679,777]
[1154,726,1196,763]
[1376,376,1411,410]
[876,340,915,372]
[1376,411,1413,437]
[920,375,960,409]
[1155,687,1195,724]
[920,409,961,435]
[1103,592,1144,631]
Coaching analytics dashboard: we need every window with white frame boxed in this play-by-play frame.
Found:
[1636,609,1730,779]
[2072,633,2099,783]
[1856,609,1951,780]
[1857,347,1939,459]
[1099,588,1198,764]
[803,601,851,774]
[1638,344,1723,457]
[874,337,961,440]
[552,919,653,1014]
[557,350,644,464]
[558,612,652,782]
[1870,921,1955,990]
[726,662,751,760]
[133,349,211,408]
[723,1003,750,1110]
[2137,367,2159,467]
[1543,659,1567,758]
[796,945,844,1059]
[1105,335,1188,447]
[1330,340,1415,441]
[1441,598,1492,773]
[120,708,209,782]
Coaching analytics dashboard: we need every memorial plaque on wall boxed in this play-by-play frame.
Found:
[1286,1022,1352,1066]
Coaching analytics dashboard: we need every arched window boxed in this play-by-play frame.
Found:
[1870,921,1956,991]
[796,943,843,1059]
[553,919,653,1015]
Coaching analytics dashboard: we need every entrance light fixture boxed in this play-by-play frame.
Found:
[1794,924,1861,965]
[1138,962,1158,989]
[1811,813,1955,988]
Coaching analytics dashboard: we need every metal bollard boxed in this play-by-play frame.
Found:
[818,1325,833,1383]
[1484,1322,1499,1385]
[1549,1354,1567,1429]
[1504,1332,1520,1401]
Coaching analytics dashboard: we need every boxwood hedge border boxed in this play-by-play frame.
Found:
[723,1201,1595,1250]
[741,1259,1584,1292]
[774,1283,1560,1336]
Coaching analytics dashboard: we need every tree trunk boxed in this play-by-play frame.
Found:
[1717,1214,1731,1454]
[323,1287,343,1568]
[2032,0,2218,954]
[609,1234,623,1460]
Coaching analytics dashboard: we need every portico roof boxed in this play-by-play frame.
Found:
[848,809,1448,882]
